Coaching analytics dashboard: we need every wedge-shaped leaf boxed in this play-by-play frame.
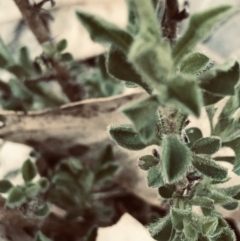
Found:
[6,186,27,208]
[56,39,67,52]
[108,124,155,150]
[107,47,151,93]
[221,200,239,210]
[171,208,191,231]
[192,155,227,180]
[209,190,236,205]
[158,184,175,199]
[167,74,202,117]
[202,90,223,106]
[223,137,240,175]
[218,185,240,199]
[201,217,218,236]
[213,156,235,164]
[34,203,50,218]
[173,5,232,65]
[188,196,214,208]
[0,179,13,193]
[180,52,210,75]
[147,162,165,188]
[138,155,159,170]
[35,231,53,241]
[185,127,203,147]
[76,11,133,51]
[214,228,236,241]
[22,159,37,183]
[191,136,221,155]
[183,219,198,241]
[148,214,173,241]
[98,145,114,165]
[162,134,191,183]
[129,35,172,92]
[126,0,139,34]
[122,95,159,143]
[199,60,240,96]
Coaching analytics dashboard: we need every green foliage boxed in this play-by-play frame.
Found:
[76,11,133,51]
[122,95,159,143]
[161,134,191,183]
[21,159,37,183]
[0,179,13,193]
[179,52,210,75]
[148,214,173,241]
[172,5,232,65]
[191,136,221,155]
[138,155,159,170]
[6,186,27,208]
[109,124,156,150]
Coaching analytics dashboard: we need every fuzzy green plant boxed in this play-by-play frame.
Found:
[76,0,240,240]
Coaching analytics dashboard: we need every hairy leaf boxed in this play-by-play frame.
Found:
[171,208,191,231]
[38,178,50,193]
[191,136,221,155]
[138,155,159,170]
[205,105,217,134]
[173,5,232,65]
[188,196,214,208]
[223,137,240,175]
[122,95,160,143]
[202,90,223,106]
[19,47,34,74]
[107,47,151,92]
[0,179,13,193]
[147,162,165,188]
[148,214,173,241]
[192,155,228,180]
[108,124,155,150]
[0,54,8,68]
[162,134,191,183]
[76,11,133,51]
[180,52,210,74]
[22,159,37,183]
[167,74,202,117]
[95,163,120,183]
[7,65,30,79]
[24,183,42,198]
[199,60,240,96]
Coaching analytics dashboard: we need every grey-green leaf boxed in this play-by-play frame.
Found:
[158,184,175,199]
[138,155,159,170]
[192,155,228,180]
[173,5,232,65]
[22,159,37,183]
[148,214,173,241]
[107,47,151,93]
[6,186,27,208]
[108,124,154,150]
[167,74,202,117]
[122,95,160,143]
[191,136,221,155]
[179,52,210,74]
[199,60,240,96]
[147,162,165,188]
[57,39,67,52]
[0,179,13,193]
[162,134,191,183]
[185,127,203,147]
[76,11,133,51]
